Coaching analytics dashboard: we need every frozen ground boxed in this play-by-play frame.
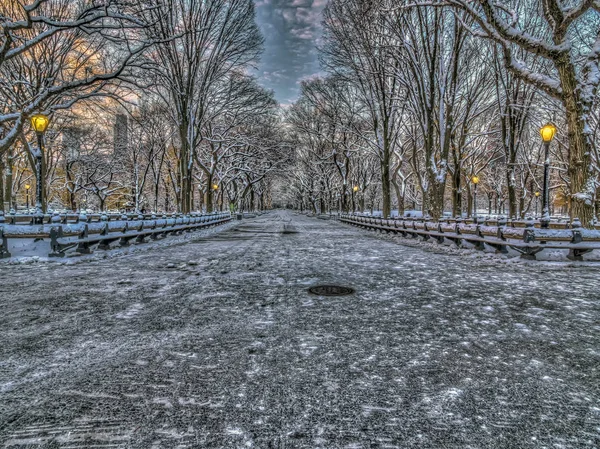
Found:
[0,210,598,448]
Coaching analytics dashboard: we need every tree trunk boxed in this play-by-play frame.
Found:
[392,178,403,216]
[427,178,446,221]
[0,155,5,213]
[205,174,214,213]
[452,169,461,217]
[4,149,13,212]
[519,196,525,219]
[556,59,595,225]
[506,160,517,218]
[381,142,391,218]
[178,121,193,214]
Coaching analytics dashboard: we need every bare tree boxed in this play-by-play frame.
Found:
[322,0,405,218]
[141,0,263,214]
[0,0,152,212]
[413,0,600,224]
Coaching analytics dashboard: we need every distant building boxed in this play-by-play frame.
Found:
[113,113,128,156]
[62,127,81,160]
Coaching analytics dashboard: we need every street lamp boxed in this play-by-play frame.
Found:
[471,175,480,223]
[25,184,31,210]
[212,184,219,213]
[539,123,557,229]
[30,113,50,223]
[352,185,359,213]
[534,191,540,218]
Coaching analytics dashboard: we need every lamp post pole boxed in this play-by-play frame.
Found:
[30,114,50,224]
[25,185,30,210]
[212,184,218,213]
[35,132,44,221]
[539,123,557,229]
[471,175,480,223]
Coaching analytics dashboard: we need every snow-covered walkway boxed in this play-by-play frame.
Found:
[0,211,598,448]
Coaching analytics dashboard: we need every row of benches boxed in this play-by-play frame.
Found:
[340,214,600,261]
[0,211,224,226]
[350,214,592,230]
[0,213,232,258]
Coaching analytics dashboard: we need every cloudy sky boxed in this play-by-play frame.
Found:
[254,0,327,105]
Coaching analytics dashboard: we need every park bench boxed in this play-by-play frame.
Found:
[0,213,231,258]
[338,213,600,261]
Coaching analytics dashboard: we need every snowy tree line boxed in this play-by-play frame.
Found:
[284,0,600,225]
[0,0,288,214]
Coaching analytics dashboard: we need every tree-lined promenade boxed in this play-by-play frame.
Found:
[2,1,600,226]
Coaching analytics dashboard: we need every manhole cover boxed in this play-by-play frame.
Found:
[308,285,355,296]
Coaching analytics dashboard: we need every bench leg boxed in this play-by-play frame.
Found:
[0,234,10,258]
[567,248,592,261]
[511,246,543,260]
[445,237,461,247]
[485,243,508,254]
[119,237,135,247]
[76,242,93,254]
[98,239,118,251]
[48,250,66,258]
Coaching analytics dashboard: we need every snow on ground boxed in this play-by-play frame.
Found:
[0,211,598,448]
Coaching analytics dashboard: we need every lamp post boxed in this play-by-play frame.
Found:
[540,123,557,229]
[534,191,540,218]
[30,114,50,223]
[25,184,30,211]
[352,185,359,213]
[212,183,218,213]
[471,175,480,223]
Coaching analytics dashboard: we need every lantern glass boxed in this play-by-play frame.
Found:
[25,184,31,190]
[353,186,359,192]
[212,184,219,190]
[30,114,50,134]
[471,175,480,185]
[540,123,557,143]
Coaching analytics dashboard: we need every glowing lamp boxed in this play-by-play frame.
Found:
[212,184,219,190]
[25,184,31,190]
[353,186,359,192]
[30,114,50,134]
[540,123,557,143]
[471,175,480,185]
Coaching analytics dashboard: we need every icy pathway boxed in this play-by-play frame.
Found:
[0,211,598,448]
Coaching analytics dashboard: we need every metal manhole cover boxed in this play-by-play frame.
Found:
[308,285,355,296]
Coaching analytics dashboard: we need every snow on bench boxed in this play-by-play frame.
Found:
[339,214,600,261]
